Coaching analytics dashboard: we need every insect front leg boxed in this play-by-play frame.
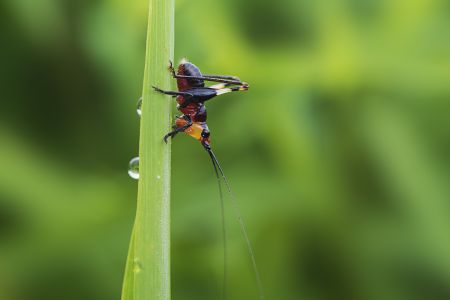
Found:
[163,115,193,143]
[168,60,177,77]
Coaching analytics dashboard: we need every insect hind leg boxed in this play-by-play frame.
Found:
[215,84,249,96]
[203,74,241,82]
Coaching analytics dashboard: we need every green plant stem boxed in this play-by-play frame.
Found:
[121,0,174,298]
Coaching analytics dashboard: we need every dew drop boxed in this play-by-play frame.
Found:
[133,258,143,273]
[128,157,140,180]
[136,97,142,117]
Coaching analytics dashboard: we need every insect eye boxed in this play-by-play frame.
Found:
[201,130,210,138]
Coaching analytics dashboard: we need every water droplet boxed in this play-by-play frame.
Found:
[133,258,143,273]
[136,97,142,117]
[128,157,140,179]
[156,175,161,180]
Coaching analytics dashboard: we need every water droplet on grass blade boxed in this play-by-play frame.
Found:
[128,157,140,179]
[133,258,143,273]
[137,97,142,117]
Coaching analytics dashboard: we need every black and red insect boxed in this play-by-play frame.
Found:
[153,60,264,299]
[152,59,248,153]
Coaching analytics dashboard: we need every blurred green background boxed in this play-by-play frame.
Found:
[1,0,450,299]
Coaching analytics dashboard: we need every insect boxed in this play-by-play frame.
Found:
[153,59,265,300]
[152,59,249,151]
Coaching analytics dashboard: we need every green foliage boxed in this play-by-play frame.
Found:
[121,0,174,299]
[0,0,450,300]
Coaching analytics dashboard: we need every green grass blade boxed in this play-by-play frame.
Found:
[121,0,174,298]
[121,226,135,300]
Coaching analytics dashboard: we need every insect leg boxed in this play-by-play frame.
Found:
[163,115,192,143]
[206,76,249,91]
[203,74,241,81]
[215,85,249,96]
[170,74,246,86]
[168,60,177,77]
[168,60,248,86]
[209,83,232,90]
[152,86,193,99]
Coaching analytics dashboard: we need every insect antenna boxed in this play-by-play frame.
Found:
[208,148,228,300]
[205,146,266,300]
